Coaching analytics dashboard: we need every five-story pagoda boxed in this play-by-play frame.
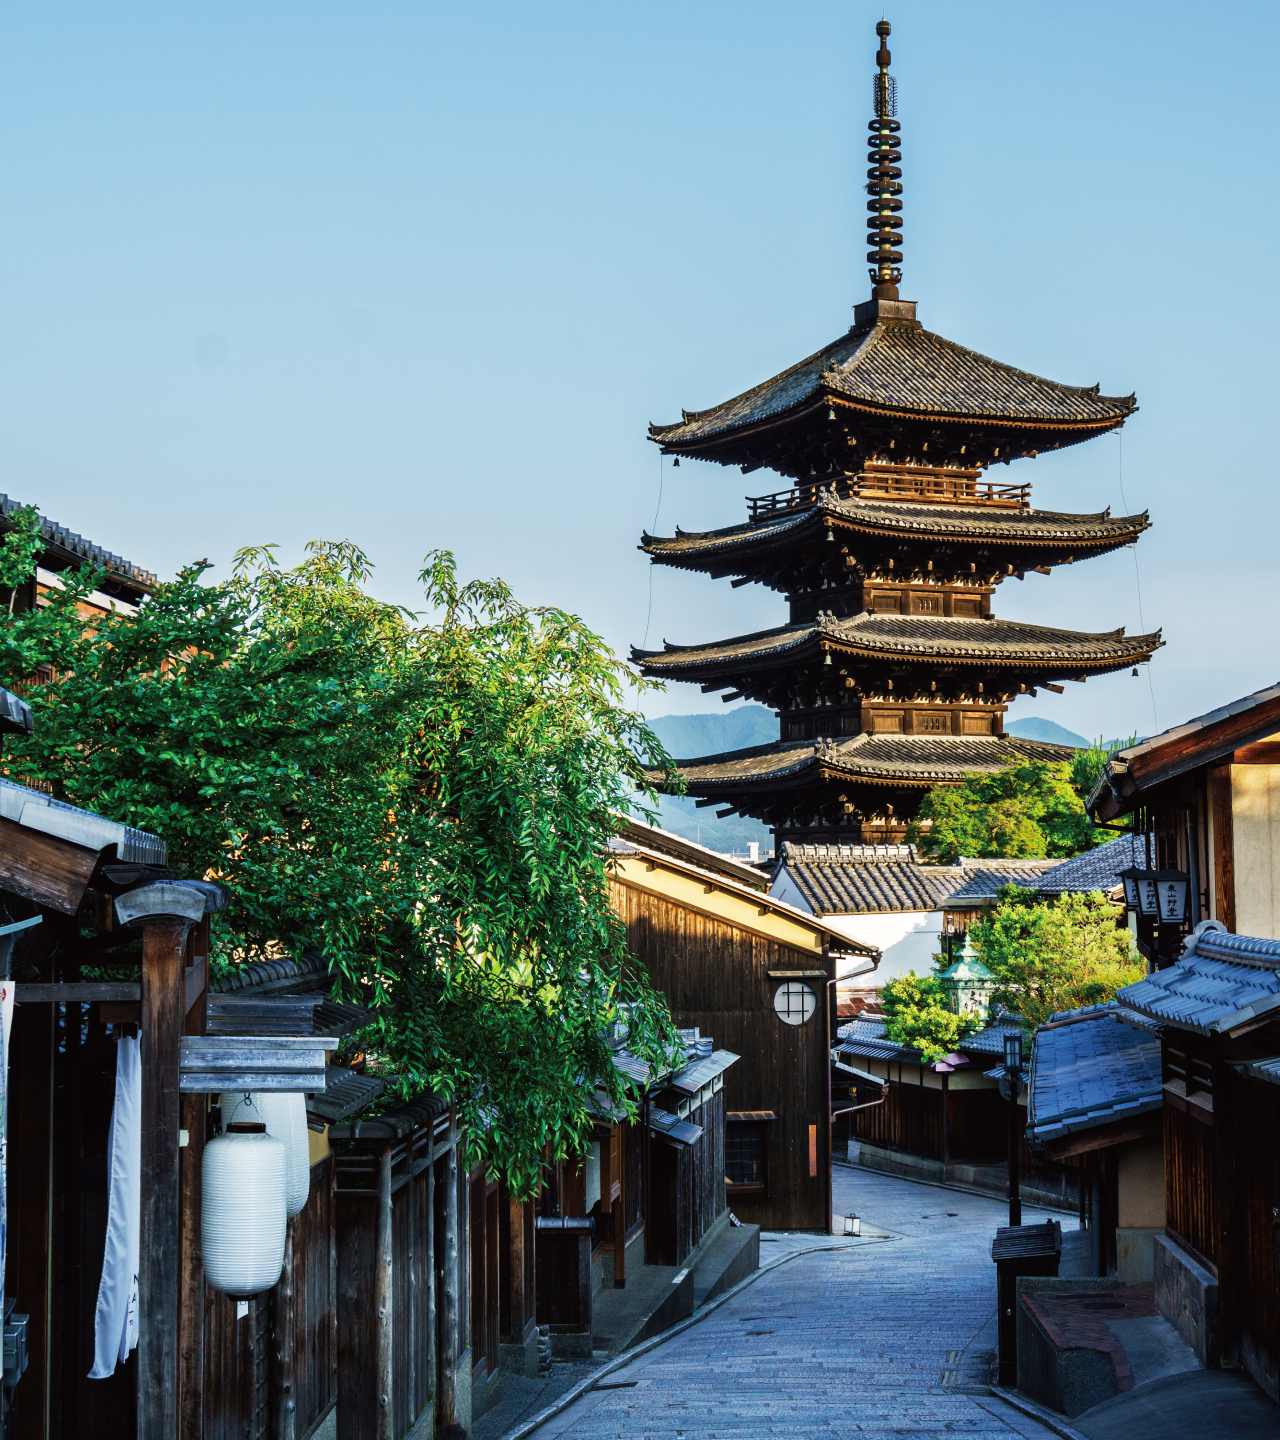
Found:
[633,20,1160,847]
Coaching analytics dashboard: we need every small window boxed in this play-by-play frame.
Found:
[774,981,816,1026]
[725,1123,765,1191]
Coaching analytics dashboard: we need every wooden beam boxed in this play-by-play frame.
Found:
[15,982,140,1002]
[177,918,208,1440]
[139,914,190,1440]
[1210,764,1236,932]
[271,1219,298,1440]
[1040,1112,1160,1161]
[0,815,100,915]
[184,957,206,1016]
[1231,742,1280,765]
[375,1144,394,1440]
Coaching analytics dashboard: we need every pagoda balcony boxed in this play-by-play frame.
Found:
[747,465,1031,522]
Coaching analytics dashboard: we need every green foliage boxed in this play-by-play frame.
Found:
[1069,735,1139,806]
[971,886,1143,1027]
[0,531,682,1194]
[906,757,1112,864]
[879,971,977,1063]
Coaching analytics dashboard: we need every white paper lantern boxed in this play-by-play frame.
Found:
[220,1090,310,1218]
[201,1124,287,1296]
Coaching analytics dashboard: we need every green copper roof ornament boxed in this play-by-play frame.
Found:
[939,930,998,1020]
[867,19,903,300]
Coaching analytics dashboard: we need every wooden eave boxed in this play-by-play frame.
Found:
[1093,690,1280,821]
[608,846,875,959]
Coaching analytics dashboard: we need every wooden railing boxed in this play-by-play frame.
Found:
[748,467,1031,522]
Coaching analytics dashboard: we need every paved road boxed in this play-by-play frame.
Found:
[519,1166,1072,1440]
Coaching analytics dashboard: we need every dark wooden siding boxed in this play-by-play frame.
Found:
[612,880,830,1232]
[1227,1072,1279,1401]
[1164,1102,1218,1267]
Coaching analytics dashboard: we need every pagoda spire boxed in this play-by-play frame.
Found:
[867,19,903,301]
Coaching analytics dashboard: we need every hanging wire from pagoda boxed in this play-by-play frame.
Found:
[866,19,903,300]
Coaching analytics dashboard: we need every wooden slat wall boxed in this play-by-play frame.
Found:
[1228,1074,1280,1402]
[290,1156,337,1437]
[1164,1102,1218,1267]
[1210,764,1236,932]
[852,1080,942,1161]
[612,880,830,1232]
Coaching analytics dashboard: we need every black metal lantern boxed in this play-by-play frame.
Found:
[1003,1031,1023,1073]
[1152,869,1191,925]
[1118,867,1160,917]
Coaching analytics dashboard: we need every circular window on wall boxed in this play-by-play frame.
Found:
[773,981,817,1025]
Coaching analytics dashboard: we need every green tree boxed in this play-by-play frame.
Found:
[907,757,1112,864]
[879,971,977,1063]
[0,519,681,1193]
[971,885,1143,1026]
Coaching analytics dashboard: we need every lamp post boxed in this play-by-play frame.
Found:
[1004,1031,1024,1227]
[1119,866,1191,966]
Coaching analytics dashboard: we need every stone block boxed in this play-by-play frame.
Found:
[1153,1232,1219,1368]
[1115,1226,1162,1285]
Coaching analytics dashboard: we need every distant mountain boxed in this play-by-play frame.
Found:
[646,706,777,758]
[1005,717,1090,748]
[638,794,773,858]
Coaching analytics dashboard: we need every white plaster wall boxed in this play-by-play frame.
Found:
[823,911,946,985]
[1231,764,1280,939]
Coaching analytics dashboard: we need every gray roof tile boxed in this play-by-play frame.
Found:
[1028,1010,1162,1142]
[1117,924,1280,1034]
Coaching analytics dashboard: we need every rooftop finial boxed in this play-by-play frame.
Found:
[867,19,902,301]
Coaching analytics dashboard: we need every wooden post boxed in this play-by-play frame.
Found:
[508,1194,526,1346]
[376,1142,394,1440]
[178,917,208,1440]
[139,913,190,1440]
[941,1071,950,1168]
[426,1132,437,1416]
[406,1126,417,1427]
[271,1219,298,1440]
[440,1113,459,1429]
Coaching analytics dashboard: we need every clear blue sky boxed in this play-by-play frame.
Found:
[1,1,1274,743]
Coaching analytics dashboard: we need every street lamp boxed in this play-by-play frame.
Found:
[1152,870,1191,925]
[1118,867,1160,917]
[1004,1031,1024,1227]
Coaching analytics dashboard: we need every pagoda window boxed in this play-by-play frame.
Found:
[917,713,948,734]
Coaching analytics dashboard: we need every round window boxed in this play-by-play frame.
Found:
[773,981,816,1026]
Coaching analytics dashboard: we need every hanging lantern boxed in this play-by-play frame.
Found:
[201,1123,287,1296]
[1153,869,1191,924]
[1118,867,1160,917]
[220,1091,310,1218]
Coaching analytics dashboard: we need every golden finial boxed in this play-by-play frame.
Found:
[867,19,902,300]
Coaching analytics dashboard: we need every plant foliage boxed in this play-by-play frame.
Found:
[971,885,1143,1027]
[879,971,977,1064]
[0,516,680,1193]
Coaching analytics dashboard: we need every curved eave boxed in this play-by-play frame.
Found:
[641,507,1151,566]
[632,626,1165,679]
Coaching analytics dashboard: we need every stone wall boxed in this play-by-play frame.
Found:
[1153,1232,1219,1367]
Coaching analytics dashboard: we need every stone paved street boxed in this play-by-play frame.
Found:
[515,1166,1073,1440]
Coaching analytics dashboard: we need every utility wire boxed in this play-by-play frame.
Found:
[641,453,664,650]
[1117,432,1158,731]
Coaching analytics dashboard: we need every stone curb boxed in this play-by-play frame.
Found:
[496,1237,860,1440]
[987,1384,1091,1440]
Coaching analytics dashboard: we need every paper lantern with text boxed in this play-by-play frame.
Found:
[201,1122,287,1297]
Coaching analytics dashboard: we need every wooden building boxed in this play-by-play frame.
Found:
[1090,679,1280,954]
[1116,921,1280,1402]
[608,829,877,1231]
[630,21,1159,847]
[1025,1003,1164,1283]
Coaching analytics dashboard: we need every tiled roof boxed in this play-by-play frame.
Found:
[650,318,1135,447]
[306,1065,385,1126]
[835,1014,917,1063]
[667,1049,739,1096]
[778,841,962,914]
[0,492,157,594]
[1028,1008,1162,1145]
[644,499,1149,564]
[633,614,1162,677]
[0,775,166,866]
[1233,1056,1280,1088]
[662,733,1077,792]
[944,863,1058,904]
[959,1021,1030,1057]
[1034,834,1145,895]
[1117,923,1280,1034]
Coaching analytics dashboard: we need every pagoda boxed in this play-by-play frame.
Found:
[632,20,1161,846]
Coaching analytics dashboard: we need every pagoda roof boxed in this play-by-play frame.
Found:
[650,309,1136,465]
[657,732,1076,795]
[633,613,1162,679]
[644,496,1149,570]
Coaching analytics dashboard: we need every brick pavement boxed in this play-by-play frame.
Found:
[514,1166,1072,1440]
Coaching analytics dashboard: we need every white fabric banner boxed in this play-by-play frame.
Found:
[89,1034,141,1378]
